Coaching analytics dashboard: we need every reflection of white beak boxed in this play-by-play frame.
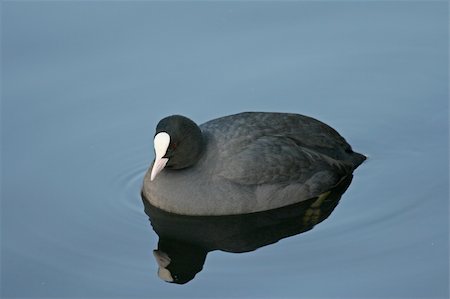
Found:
[150,157,169,181]
[153,250,171,267]
[153,250,174,282]
[151,132,170,181]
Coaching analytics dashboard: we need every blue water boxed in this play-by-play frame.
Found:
[2,2,448,298]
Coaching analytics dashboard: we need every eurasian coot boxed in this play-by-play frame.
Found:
[142,112,365,215]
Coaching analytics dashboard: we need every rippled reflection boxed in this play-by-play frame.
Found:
[142,175,353,284]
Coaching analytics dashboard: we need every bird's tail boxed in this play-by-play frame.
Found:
[350,152,367,169]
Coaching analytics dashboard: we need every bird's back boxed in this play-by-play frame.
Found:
[200,112,365,169]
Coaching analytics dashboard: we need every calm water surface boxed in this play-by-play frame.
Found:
[2,2,448,298]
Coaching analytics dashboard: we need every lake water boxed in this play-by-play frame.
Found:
[2,1,448,298]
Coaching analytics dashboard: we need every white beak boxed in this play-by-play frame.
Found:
[151,132,170,181]
[150,157,169,181]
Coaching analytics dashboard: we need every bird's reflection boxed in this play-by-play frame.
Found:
[142,175,353,284]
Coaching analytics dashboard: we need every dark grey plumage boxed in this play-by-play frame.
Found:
[143,112,365,215]
[155,115,203,170]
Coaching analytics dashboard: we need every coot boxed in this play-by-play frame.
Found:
[142,112,365,215]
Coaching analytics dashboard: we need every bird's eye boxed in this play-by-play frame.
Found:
[169,142,177,150]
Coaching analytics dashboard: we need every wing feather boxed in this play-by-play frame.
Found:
[219,136,352,188]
